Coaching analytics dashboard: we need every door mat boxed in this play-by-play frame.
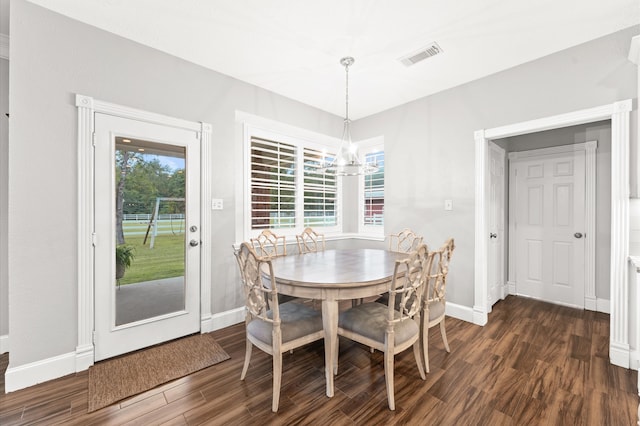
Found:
[87,333,230,412]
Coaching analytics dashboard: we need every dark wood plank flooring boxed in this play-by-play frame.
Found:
[0,296,637,425]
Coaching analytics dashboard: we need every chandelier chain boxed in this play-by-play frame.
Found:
[345,60,349,122]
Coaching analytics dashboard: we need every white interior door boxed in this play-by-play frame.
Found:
[488,142,505,308]
[511,149,585,308]
[94,113,201,361]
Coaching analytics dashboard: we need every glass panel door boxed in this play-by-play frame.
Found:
[94,113,200,362]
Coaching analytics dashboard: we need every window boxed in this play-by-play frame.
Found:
[242,117,341,239]
[302,147,337,227]
[250,137,297,229]
[239,111,383,242]
[363,151,384,226]
[358,138,385,235]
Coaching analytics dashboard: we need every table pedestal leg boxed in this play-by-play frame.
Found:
[321,299,338,397]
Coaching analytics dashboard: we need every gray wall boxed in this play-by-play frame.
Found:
[7,0,343,366]
[352,25,638,308]
[500,121,612,300]
[3,0,638,372]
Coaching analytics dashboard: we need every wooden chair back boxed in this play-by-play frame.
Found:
[296,227,326,254]
[387,243,429,323]
[236,242,280,323]
[388,228,423,253]
[425,238,455,305]
[250,229,287,258]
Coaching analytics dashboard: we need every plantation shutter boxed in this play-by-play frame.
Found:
[364,151,384,226]
[303,147,337,227]
[250,137,296,229]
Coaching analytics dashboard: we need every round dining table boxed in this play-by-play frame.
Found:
[267,248,409,397]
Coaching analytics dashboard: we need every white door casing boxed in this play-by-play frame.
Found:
[488,142,505,308]
[509,145,590,308]
[474,99,631,369]
[94,113,201,361]
[75,95,212,370]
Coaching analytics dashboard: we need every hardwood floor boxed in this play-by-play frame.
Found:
[0,296,637,425]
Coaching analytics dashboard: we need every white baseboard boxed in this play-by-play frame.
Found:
[4,351,77,393]
[596,298,610,314]
[211,307,244,331]
[445,302,475,324]
[75,343,94,372]
[0,334,8,354]
[201,314,214,334]
[610,341,631,369]
[630,348,639,371]
[472,304,488,326]
[584,296,597,311]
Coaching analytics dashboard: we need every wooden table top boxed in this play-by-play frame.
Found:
[267,248,408,288]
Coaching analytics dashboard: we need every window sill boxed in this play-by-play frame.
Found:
[326,232,385,242]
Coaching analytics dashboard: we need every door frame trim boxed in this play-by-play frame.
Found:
[75,94,212,371]
[507,141,597,309]
[474,99,632,368]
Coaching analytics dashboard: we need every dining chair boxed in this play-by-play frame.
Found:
[336,244,429,410]
[250,230,294,304]
[422,237,455,373]
[296,227,326,254]
[250,229,287,258]
[235,242,324,412]
[388,228,424,253]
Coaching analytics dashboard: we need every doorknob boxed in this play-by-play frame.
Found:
[574,232,583,239]
[489,233,497,239]
[189,239,200,247]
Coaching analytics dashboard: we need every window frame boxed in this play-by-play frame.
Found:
[239,113,344,241]
[357,136,385,237]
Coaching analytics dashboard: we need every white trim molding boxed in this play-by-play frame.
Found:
[445,302,475,324]
[211,307,245,331]
[475,100,632,369]
[200,122,213,333]
[75,94,213,373]
[5,351,76,393]
[4,352,77,393]
[628,35,640,200]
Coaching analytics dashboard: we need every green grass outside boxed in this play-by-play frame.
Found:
[118,234,185,285]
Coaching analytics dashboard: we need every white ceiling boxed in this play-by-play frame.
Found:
[18,0,640,119]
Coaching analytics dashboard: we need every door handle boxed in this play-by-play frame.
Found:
[189,239,200,247]
[574,232,583,239]
[489,233,497,239]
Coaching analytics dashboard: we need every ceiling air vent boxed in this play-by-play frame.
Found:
[399,42,443,67]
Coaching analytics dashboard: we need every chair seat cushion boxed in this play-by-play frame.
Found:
[427,300,445,321]
[247,301,322,345]
[338,302,419,346]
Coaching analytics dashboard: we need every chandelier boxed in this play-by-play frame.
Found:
[321,57,378,176]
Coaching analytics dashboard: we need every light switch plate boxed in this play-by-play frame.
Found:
[212,199,223,210]
[444,199,453,211]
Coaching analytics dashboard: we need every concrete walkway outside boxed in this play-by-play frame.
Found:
[116,277,185,325]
